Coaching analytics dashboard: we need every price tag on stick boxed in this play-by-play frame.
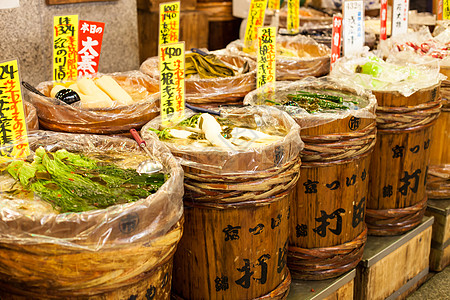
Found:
[78,20,105,78]
[268,0,280,11]
[443,0,448,20]
[0,59,30,161]
[243,0,268,52]
[391,0,409,37]
[330,16,342,71]
[257,27,276,88]
[159,42,185,126]
[287,0,300,34]
[159,1,180,45]
[380,0,388,40]
[343,1,364,57]
[53,15,78,81]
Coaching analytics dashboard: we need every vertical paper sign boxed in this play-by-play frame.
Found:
[243,0,268,52]
[159,42,185,125]
[53,15,78,81]
[380,0,388,40]
[443,0,448,20]
[0,60,30,160]
[78,20,105,78]
[159,1,180,45]
[343,1,364,57]
[257,27,276,88]
[391,0,409,37]
[268,0,280,11]
[287,0,300,34]
[330,16,342,71]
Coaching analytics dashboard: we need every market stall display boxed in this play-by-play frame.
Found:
[0,131,183,299]
[226,34,330,80]
[24,71,160,135]
[140,51,256,107]
[142,106,303,299]
[331,54,444,236]
[244,77,377,280]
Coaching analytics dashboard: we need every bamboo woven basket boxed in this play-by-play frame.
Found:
[243,78,377,280]
[0,131,184,299]
[225,35,331,81]
[25,72,160,135]
[24,101,38,131]
[141,106,303,299]
[427,66,450,199]
[367,83,442,235]
[140,53,257,108]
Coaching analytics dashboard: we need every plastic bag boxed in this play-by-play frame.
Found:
[140,52,257,107]
[243,76,377,129]
[330,51,445,97]
[225,35,331,80]
[141,106,304,175]
[25,71,160,134]
[0,130,183,250]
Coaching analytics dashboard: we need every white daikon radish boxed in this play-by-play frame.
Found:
[95,75,133,106]
[79,93,114,109]
[77,77,112,102]
[168,129,193,139]
[50,85,66,98]
[68,83,81,94]
[199,114,236,150]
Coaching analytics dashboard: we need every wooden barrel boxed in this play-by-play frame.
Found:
[25,72,160,135]
[427,67,450,199]
[141,106,303,299]
[225,35,330,81]
[140,53,257,108]
[367,83,442,235]
[0,131,184,299]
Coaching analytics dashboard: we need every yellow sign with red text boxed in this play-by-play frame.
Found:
[257,27,276,88]
[268,0,280,11]
[0,59,30,161]
[243,0,268,53]
[287,0,299,34]
[53,15,78,81]
[159,42,185,126]
[159,1,180,45]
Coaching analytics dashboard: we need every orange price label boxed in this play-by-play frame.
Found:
[0,59,30,161]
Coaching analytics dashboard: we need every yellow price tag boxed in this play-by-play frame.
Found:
[0,59,30,161]
[257,27,276,88]
[243,0,268,53]
[159,42,185,126]
[159,1,180,45]
[444,0,449,20]
[53,15,78,81]
[268,0,280,11]
[287,0,299,34]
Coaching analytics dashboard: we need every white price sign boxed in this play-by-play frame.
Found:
[343,0,365,57]
[391,0,409,36]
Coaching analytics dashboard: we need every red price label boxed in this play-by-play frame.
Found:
[331,16,342,71]
[78,20,105,77]
[380,0,388,40]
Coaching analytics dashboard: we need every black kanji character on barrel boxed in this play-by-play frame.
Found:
[352,197,365,228]
[346,174,357,187]
[392,145,405,158]
[249,223,264,235]
[277,240,288,274]
[235,259,254,289]
[313,208,345,237]
[145,286,156,300]
[409,145,420,153]
[223,225,241,241]
[215,275,229,291]
[326,180,340,190]
[296,224,308,237]
[424,139,431,150]
[271,214,282,229]
[304,179,319,194]
[255,254,271,284]
[398,169,421,196]
[383,185,393,198]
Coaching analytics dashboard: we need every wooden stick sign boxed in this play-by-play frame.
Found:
[0,59,30,161]
[159,43,185,126]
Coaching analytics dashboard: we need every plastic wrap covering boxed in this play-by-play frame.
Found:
[0,131,184,297]
[264,6,332,28]
[141,106,303,175]
[330,51,445,97]
[25,71,160,134]
[243,76,377,129]
[140,52,257,107]
[0,130,183,249]
[225,35,331,80]
[24,101,38,131]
